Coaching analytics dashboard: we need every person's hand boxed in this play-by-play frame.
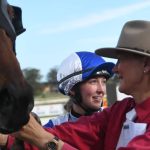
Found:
[0,133,8,147]
[12,113,55,149]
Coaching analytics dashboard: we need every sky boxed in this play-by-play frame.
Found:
[8,0,150,81]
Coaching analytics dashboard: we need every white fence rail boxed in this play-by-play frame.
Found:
[32,98,68,125]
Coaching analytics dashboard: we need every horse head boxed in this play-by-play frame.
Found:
[0,1,34,134]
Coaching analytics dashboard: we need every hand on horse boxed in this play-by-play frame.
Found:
[12,114,53,149]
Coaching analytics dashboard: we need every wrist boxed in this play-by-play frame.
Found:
[37,131,64,150]
[0,134,8,147]
[45,136,64,150]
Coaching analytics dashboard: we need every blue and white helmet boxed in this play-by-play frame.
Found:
[57,51,115,95]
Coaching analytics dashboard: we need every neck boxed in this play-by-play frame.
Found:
[132,91,150,104]
[71,108,83,118]
[124,76,150,104]
[131,82,150,104]
[72,103,86,115]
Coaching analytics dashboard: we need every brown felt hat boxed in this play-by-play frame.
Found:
[95,20,150,58]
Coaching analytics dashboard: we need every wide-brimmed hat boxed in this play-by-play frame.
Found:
[95,20,150,58]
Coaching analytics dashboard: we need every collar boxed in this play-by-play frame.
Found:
[135,97,150,123]
[70,108,83,118]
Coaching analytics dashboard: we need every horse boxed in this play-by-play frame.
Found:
[0,2,34,134]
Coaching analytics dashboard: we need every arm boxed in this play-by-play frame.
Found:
[0,115,76,150]
[11,114,64,150]
[6,107,110,150]
[48,108,110,149]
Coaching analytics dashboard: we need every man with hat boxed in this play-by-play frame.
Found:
[2,20,150,150]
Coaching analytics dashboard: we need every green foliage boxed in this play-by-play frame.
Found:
[22,67,60,97]
[47,67,58,83]
[22,68,42,95]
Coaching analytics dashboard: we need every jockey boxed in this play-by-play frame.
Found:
[44,51,114,127]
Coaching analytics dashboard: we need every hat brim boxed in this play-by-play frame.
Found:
[88,62,115,78]
[95,47,150,59]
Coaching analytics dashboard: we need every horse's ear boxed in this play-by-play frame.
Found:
[0,1,26,55]
[11,6,26,36]
[0,0,16,42]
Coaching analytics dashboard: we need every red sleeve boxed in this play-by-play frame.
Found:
[6,135,15,149]
[46,108,111,150]
[62,143,78,150]
[6,108,110,150]
[7,135,39,150]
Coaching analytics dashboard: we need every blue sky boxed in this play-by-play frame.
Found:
[8,0,150,81]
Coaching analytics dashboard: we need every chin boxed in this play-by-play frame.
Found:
[118,85,126,93]
[92,105,101,110]
[119,86,130,95]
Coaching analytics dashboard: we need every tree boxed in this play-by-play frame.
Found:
[47,68,57,83]
[22,68,42,94]
[47,67,58,92]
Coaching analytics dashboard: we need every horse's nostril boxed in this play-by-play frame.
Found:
[0,87,14,109]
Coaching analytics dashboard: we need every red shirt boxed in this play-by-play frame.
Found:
[7,97,150,150]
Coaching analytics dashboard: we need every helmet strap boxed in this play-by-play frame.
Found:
[72,94,101,116]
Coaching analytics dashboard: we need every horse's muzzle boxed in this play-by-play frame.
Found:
[0,83,34,134]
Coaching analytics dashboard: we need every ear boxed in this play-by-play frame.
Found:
[69,90,75,96]
[144,58,150,73]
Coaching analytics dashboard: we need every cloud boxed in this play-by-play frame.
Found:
[40,0,150,34]
[78,36,118,45]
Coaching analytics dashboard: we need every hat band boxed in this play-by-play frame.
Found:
[58,67,95,85]
[118,47,150,54]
